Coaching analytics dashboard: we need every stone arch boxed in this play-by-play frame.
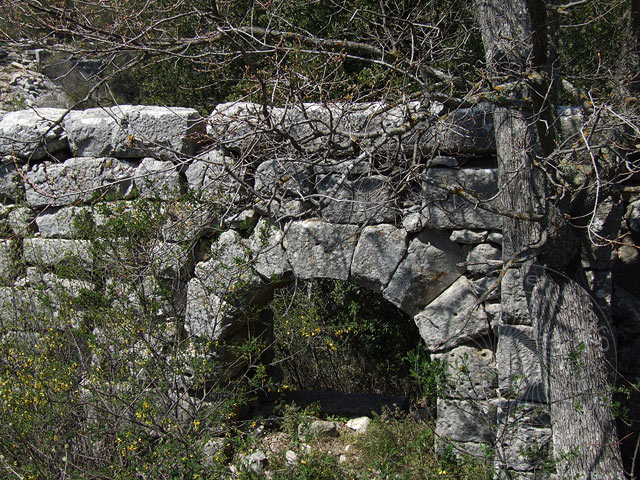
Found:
[184,218,488,350]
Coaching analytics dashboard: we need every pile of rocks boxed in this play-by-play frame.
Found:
[0,43,70,110]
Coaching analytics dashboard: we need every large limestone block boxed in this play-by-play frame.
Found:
[64,105,203,158]
[350,224,407,292]
[185,149,245,202]
[432,345,497,399]
[420,167,501,230]
[436,398,494,444]
[134,157,183,200]
[383,229,464,315]
[0,281,89,331]
[413,276,489,351]
[194,230,263,303]
[496,324,545,402]
[184,278,246,342]
[24,157,136,207]
[208,102,284,150]
[284,219,359,281]
[23,238,92,269]
[0,108,67,160]
[316,174,394,224]
[415,104,496,154]
[35,206,93,238]
[248,219,291,280]
[254,158,314,197]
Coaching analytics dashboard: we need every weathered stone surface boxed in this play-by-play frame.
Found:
[413,276,489,351]
[24,157,136,207]
[64,105,203,158]
[208,102,283,150]
[436,398,494,443]
[432,345,497,399]
[184,278,235,340]
[8,206,35,235]
[0,285,83,330]
[185,149,244,202]
[430,156,461,167]
[23,238,92,269]
[248,219,291,280]
[450,229,488,244]
[254,158,314,196]
[238,450,268,476]
[581,198,623,269]
[496,325,545,402]
[465,243,502,274]
[420,167,501,229]
[209,101,501,156]
[384,229,464,315]
[418,104,495,154]
[350,224,407,292]
[284,219,358,281]
[0,163,20,202]
[316,174,394,224]
[0,108,67,160]
[135,157,182,200]
[109,275,185,318]
[193,230,264,308]
[345,416,371,434]
[303,420,340,438]
[487,231,503,244]
[35,206,91,238]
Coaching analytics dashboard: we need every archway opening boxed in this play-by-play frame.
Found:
[262,278,435,417]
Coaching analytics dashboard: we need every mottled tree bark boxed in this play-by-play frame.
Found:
[473,0,625,477]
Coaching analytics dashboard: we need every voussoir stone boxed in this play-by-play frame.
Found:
[350,224,407,292]
[194,230,262,300]
[413,276,489,351]
[0,108,67,160]
[64,105,203,158]
[24,157,136,207]
[383,229,464,315]
[284,219,359,281]
[248,218,291,280]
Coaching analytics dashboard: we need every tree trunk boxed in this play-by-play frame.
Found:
[473,0,625,477]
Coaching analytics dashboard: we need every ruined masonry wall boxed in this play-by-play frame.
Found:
[0,103,586,473]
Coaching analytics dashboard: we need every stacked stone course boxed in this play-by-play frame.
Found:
[0,101,633,478]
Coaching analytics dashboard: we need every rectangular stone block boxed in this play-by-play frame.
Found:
[25,157,136,207]
[64,105,204,159]
[284,220,358,281]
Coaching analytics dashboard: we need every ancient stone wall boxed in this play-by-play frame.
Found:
[0,102,636,478]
